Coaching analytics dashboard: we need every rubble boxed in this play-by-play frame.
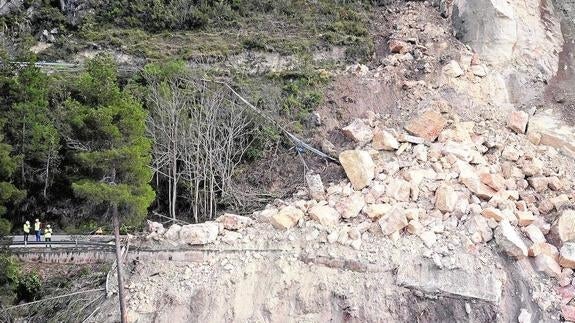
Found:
[378,207,408,236]
[556,210,575,243]
[306,174,325,200]
[507,111,529,134]
[308,205,340,227]
[342,119,373,144]
[372,128,399,150]
[560,243,575,269]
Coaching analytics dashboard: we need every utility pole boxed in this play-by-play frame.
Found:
[113,207,128,323]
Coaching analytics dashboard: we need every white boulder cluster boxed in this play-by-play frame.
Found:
[254,108,574,281]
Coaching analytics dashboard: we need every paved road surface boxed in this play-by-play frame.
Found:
[5,235,116,248]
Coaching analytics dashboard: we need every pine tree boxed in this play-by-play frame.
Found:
[66,55,154,322]
[0,119,25,217]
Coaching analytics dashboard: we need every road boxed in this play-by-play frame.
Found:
[5,235,116,248]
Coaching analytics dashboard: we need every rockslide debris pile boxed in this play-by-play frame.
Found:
[145,105,575,320]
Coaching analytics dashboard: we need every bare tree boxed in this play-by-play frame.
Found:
[147,78,256,222]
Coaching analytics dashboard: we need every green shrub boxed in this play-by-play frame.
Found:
[0,218,11,237]
[16,273,42,302]
[0,254,21,286]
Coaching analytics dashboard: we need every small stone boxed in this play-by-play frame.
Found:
[562,305,575,321]
[336,192,366,219]
[551,194,570,210]
[521,158,543,177]
[404,111,447,142]
[306,173,325,200]
[443,60,464,78]
[548,176,563,191]
[560,243,575,269]
[339,150,375,190]
[378,207,408,236]
[471,64,487,77]
[388,39,411,54]
[413,144,428,162]
[494,220,528,258]
[420,231,437,248]
[386,179,411,202]
[538,199,555,214]
[407,220,424,235]
[507,111,529,134]
[480,173,506,191]
[372,128,400,150]
[342,119,373,143]
[516,211,535,226]
[461,176,496,200]
[528,177,548,192]
[216,213,254,231]
[482,207,505,222]
[435,185,458,213]
[270,206,304,230]
[518,309,531,323]
[501,146,521,161]
[308,205,340,228]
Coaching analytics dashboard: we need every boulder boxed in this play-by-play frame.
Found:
[270,206,304,230]
[404,111,447,142]
[481,207,505,222]
[521,158,543,177]
[407,220,424,235]
[306,173,325,200]
[560,243,575,269]
[364,203,392,220]
[420,231,437,248]
[494,220,528,258]
[386,179,411,202]
[342,119,373,144]
[339,150,375,190]
[466,215,493,242]
[528,177,548,192]
[146,220,165,234]
[507,111,529,134]
[372,128,399,150]
[534,254,562,277]
[435,185,458,213]
[216,213,253,231]
[378,207,408,236]
[480,173,506,191]
[308,205,340,228]
[516,211,535,227]
[556,210,575,243]
[179,222,219,245]
[164,224,182,241]
[523,224,545,244]
[518,309,532,323]
[336,192,366,219]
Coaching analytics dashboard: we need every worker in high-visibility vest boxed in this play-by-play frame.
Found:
[34,219,41,242]
[44,224,53,248]
[23,221,30,245]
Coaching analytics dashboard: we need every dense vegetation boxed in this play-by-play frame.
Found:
[0,0,381,232]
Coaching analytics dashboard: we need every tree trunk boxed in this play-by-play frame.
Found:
[59,0,66,12]
[43,154,50,199]
[113,208,128,323]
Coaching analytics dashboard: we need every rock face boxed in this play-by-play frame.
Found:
[179,222,219,245]
[495,220,528,258]
[339,150,375,190]
[216,213,253,231]
[404,111,447,141]
[270,206,304,230]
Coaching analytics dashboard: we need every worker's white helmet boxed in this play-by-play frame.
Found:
[25,221,29,224]
[47,225,51,228]
[35,219,39,222]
